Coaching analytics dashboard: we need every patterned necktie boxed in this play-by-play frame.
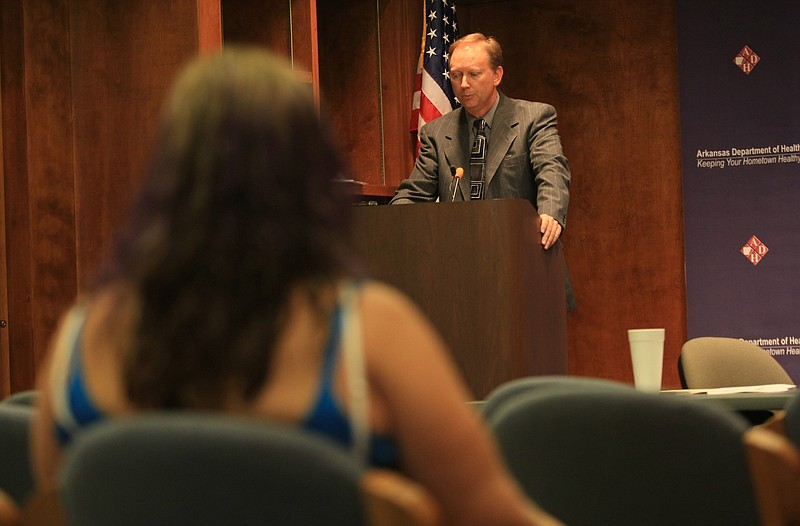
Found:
[470,118,487,200]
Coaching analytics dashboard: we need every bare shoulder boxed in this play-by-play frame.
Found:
[78,284,140,412]
[356,280,456,380]
[83,283,139,346]
[357,281,433,333]
[358,280,413,309]
[88,282,139,320]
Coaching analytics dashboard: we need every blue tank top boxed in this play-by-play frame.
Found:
[52,307,105,445]
[51,299,400,469]
[300,297,399,468]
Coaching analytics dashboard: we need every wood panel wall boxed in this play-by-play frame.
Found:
[70,1,201,285]
[0,0,209,393]
[222,0,292,53]
[1,1,77,394]
[317,0,421,192]
[1,0,687,394]
[457,0,686,387]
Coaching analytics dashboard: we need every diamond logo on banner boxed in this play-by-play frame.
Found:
[734,45,761,75]
[741,235,769,265]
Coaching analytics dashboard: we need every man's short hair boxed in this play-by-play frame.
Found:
[449,33,504,70]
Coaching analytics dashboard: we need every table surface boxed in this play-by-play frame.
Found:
[661,389,796,411]
[470,386,797,412]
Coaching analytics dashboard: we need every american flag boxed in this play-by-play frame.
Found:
[410,0,460,152]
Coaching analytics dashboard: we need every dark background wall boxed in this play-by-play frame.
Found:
[459,1,687,387]
[0,0,686,396]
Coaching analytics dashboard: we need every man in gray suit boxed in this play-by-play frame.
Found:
[390,33,571,252]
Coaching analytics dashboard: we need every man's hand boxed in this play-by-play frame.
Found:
[539,214,562,250]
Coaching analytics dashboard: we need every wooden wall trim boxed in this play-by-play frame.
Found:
[197,0,223,54]
[307,0,320,109]
[0,38,8,397]
[1,0,35,394]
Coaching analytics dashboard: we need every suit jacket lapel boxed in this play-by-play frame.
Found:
[442,108,470,200]
[485,93,517,189]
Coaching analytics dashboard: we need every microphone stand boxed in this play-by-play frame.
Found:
[450,167,463,202]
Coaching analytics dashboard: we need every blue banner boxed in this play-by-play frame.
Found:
[677,0,800,380]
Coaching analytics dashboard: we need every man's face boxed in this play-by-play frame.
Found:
[449,44,503,118]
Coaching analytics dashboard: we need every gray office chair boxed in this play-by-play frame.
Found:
[481,374,632,419]
[678,337,793,389]
[58,413,441,526]
[1,390,39,407]
[486,378,762,526]
[0,405,35,506]
[58,413,366,525]
[783,389,800,449]
[679,337,794,424]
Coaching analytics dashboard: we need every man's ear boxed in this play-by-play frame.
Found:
[493,66,504,86]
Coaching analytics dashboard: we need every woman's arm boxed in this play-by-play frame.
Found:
[360,283,562,526]
[30,289,136,492]
[0,489,22,526]
[29,335,66,493]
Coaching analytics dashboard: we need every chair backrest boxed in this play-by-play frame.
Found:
[783,389,800,449]
[481,375,632,419]
[58,413,441,526]
[0,405,35,506]
[1,390,39,408]
[60,413,368,526]
[486,379,762,526]
[678,337,793,389]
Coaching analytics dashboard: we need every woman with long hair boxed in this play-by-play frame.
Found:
[30,48,561,526]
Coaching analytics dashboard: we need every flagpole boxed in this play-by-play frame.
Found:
[375,0,386,183]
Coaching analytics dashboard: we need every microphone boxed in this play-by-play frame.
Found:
[450,167,464,202]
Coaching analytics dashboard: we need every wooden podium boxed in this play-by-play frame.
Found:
[350,199,568,398]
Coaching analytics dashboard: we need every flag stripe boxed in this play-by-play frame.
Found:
[420,68,452,119]
[411,0,460,152]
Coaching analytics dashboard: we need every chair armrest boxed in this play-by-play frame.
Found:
[361,469,444,526]
[744,427,800,526]
[759,410,787,436]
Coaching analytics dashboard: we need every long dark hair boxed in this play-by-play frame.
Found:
[99,48,353,409]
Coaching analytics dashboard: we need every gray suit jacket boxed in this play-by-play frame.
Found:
[390,92,571,227]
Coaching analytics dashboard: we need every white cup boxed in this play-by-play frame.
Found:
[627,328,665,392]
